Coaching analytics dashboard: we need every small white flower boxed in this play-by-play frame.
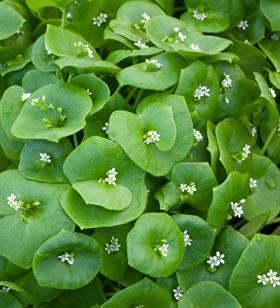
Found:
[66,12,72,20]
[158,240,169,257]
[180,183,196,195]
[92,12,108,27]
[134,40,149,49]
[174,26,180,32]
[207,251,225,269]
[269,87,276,98]
[249,178,258,190]
[104,168,118,186]
[7,193,21,211]
[86,88,92,95]
[74,41,94,58]
[141,12,150,25]
[183,230,192,247]
[243,144,251,157]
[230,200,245,218]
[105,236,121,254]
[193,10,207,21]
[173,286,184,301]
[257,274,270,286]
[58,252,75,265]
[252,126,257,137]
[193,129,203,143]
[21,92,31,101]
[221,73,232,89]
[145,58,163,69]
[0,287,11,293]
[238,20,249,30]
[143,130,160,144]
[102,122,109,135]
[194,85,210,100]
[271,33,279,41]
[266,269,280,288]
[178,32,186,42]
[190,43,201,51]
[40,153,51,164]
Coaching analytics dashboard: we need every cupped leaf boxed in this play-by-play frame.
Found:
[72,181,132,211]
[172,214,215,270]
[62,136,147,227]
[127,213,185,277]
[178,281,241,308]
[109,94,193,176]
[176,60,219,121]
[0,170,74,268]
[229,234,280,307]
[101,278,171,308]
[33,230,102,289]
[117,52,186,90]
[260,0,280,32]
[19,139,72,183]
[0,2,25,40]
[12,83,92,143]
[70,73,110,114]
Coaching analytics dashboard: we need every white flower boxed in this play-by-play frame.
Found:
[230,199,245,218]
[0,287,11,293]
[66,12,72,20]
[173,286,184,301]
[40,153,51,164]
[178,32,186,42]
[58,252,75,265]
[86,88,92,95]
[141,12,150,25]
[252,126,257,137]
[190,43,201,51]
[143,130,160,144]
[266,269,280,288]
[194,85,210,100]
[158,240,169,257]
[180,182,196,195]
[102,122,109,135]
[105,236,121,254]
[271,33,279,41]
[207,251,225,269]
[193,129,203,143]
[173,27,186,42]
[257,274,270,286]
[7,193,21,211]
[238,20,249,30]
[243,144,251,157]
[21,92,31,101]
[104,168,118,185]
[183,230,192,247]
[134,40,149,49]
[174,26,180,32]
[92,12,108,27]
[269,87,276,98]
[249,178,258,190]
[193,10,207,21]
[145,58,163,70]
[74,41,94,58]
[221,73,232,89]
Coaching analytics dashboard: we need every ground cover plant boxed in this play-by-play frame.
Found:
[0,0,280,307]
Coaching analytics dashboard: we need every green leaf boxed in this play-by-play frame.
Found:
[33,230,102,289]
[101,278,171,308]
[229,234,280,307]
[0,2,25,40]
[0,292,22,308]
[260,0,280,31]
[26,0,73,12]
[258,39,280,72]
[179,281,241,308]
[127,213,185,277]
[206,121,219,176]
[172,214,215,270]
[12,83,92,143]
[72,180,132,211]
[0,170,74,268]
[19,139,72,183]
[117,52,186,90]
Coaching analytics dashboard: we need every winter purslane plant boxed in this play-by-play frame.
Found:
[0,0,280,307]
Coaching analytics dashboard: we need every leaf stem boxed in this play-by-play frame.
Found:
[260,127,277,155]
[61,9,66,28]
[73,134,79,148]
[125,87,137,103]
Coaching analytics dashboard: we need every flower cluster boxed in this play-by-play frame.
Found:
[143,130,160,144]
[221,73,232,89]
[102,122,109,135]
[180,182,197,195]
[207,251,225,271]
[145,58,163,72]
[104,236,121,254]
[156,239,169,257]
[173,26,186,43]
[134,39,149,49]
[190,43,201,51]
[58,252,75,265]
[193,129,203,143]
[173,286,184,301]
[0,287,11,293]
[193,10,207,21]
[104,168,118,186]
[257,269,280,288]
[238,20,249,30]
[74,41,94,58]
[183,230,192,247]
[234,144,251,163]
[92,12,108,27]
[230,199,246,218]
[193,85,210,101]
[249,178,258,190]
[40,152,52,164]
[134,12,151,29]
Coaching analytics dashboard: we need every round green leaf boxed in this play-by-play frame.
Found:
[0,170,75,268]
[33,230,102,289]
[12,83,92,142]
[229,234,280,307]
[179,281,241,308]
[127,213,185,277]
[19,139,72,183]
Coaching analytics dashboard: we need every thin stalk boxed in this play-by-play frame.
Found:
[73,134,79,148]
[125,87,137,103]
[260,127,277,155]
[134,88,144,107]
[61,9,66,28]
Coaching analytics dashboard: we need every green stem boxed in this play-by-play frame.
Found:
[113,85,121,96]
[73,134,79,148]
[125,87,137,103]
[260,127,277,155]
[134,89,144,107]
[267,217,280,225]
[61,9,66,28]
